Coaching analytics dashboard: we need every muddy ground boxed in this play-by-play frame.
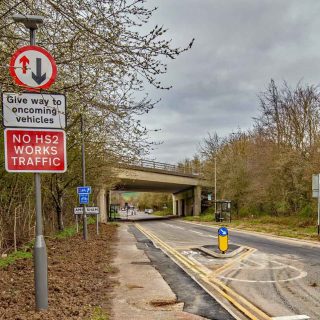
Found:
[0,224,118,320]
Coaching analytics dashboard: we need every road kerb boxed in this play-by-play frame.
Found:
[135,223,272,320]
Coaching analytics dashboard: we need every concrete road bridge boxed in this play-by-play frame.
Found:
[97,160,210,222]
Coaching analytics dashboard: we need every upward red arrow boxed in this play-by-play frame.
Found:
[19,56,29,74]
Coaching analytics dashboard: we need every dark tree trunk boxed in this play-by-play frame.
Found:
[56,195,64,231]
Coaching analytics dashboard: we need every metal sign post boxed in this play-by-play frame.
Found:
[312,174,320,236]
[214,156,217,215]
[318,175,320,236]
[81,114,88,240]
[74,206,99,235]
[30,22,48,312]
[34,172,48,309]
[96,214,99,235]
[9,14,61,311]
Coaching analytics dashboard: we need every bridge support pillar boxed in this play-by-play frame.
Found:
[172,187,201,216]
[98,187,107,223]
[172,194,177,215]
[194,185,201,216]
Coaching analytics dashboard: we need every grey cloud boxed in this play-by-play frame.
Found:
[140,0,320,163]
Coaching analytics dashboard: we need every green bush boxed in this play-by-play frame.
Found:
[56,225,77,239]
[153,208,172,216]
[0,250,32,269]
[298,203,315,218]
[90,307,109,320]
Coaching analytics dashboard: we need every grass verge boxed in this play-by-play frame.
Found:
[0,250,32,269]
[1,216,101,268]
[184,211,320,241]
[153,208,173,216]
[90,307,109,320]
[55,225,78,239]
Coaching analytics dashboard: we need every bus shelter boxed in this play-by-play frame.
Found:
[214,200,232,222]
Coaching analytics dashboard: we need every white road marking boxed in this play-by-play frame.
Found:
[271,315,310,320]
[190,230,203,235]
[218,254,308,283]
[218,272,308,283]
[161,223,185,230]
[186,251,212,273]
[238,259,285,270]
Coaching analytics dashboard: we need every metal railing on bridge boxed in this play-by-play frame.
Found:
[124,159,200,177]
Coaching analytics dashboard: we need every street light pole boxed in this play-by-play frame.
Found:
[81,114,88,240]
[214,156,217,215]
[318,174,320,237]
[12,14,48,310]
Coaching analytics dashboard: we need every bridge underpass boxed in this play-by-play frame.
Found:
[96,160,210,223]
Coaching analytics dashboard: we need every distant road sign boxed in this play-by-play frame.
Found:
[74,207,100,215]
[4,128,66,173]
[9,45,57,90]
[77,186,91,194]
[79,194,89,204]
[2,92,66,129]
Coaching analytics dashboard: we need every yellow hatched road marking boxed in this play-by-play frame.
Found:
[213,247,257,276]
[135,223,272,320]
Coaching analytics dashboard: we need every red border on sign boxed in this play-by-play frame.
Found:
[9,45,57,91]
[4,128,67,173]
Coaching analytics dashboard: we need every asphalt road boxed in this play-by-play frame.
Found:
[137,219,320,319]
[129,225,235,320]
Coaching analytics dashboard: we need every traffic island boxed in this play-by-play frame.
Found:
[198,244,247,258]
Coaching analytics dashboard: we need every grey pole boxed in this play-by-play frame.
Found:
[31,28,48,310]
[96,214,99,235]
[76,214,79,233]
[318,174,320,236]
[81,114,88,240]
[34,173,48,310]
[214,156,217,215]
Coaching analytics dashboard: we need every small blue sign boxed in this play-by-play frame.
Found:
[218,227,228,237]
[77,186,91,194]
[79,194,89,204]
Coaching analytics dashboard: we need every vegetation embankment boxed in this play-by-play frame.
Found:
[184,208,319,240]
[0,217,97,269]
[153,208,173,216]
[0,223,118,320]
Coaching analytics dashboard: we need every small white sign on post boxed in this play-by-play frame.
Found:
[74,207,100,215]
[2,93,66,129]
[312,174,320,236]
[74,207,100,236]
[312,174,319,198]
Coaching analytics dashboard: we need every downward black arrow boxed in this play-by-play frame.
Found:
[32,58,46,85]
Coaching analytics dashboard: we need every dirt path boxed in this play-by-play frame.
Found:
[0,224,118,320]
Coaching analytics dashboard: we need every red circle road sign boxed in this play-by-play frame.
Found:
[9,45,57,90]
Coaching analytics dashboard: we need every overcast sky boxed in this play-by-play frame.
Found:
[139,0,320,163]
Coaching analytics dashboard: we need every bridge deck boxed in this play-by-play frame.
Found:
[121,159,200,178]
